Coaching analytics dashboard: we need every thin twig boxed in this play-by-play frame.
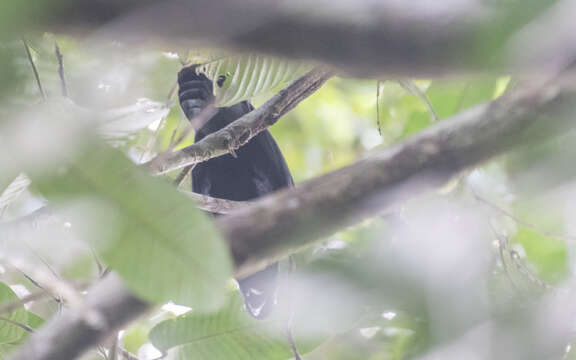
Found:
[0,316,35,333]
[508,247,551,290]
[166,81,178,101]
[118,346,168,360]
[173,164,195,187]
[109,333,119,360]
[10,274,150,360]
[149,103,217,171]
[169,103,217,152]
[21,240,66,311]
[284,257,302,360]
[22,38,46,101]
[137,79,179,164]
[181,190,245,214]
[286,328,302,360]
[2,259,104,327]
[90,247,106,277]
[472,190,576,241]
[97,345,109,360]
[0,280,91,317]
[0,289,52,316]
[491,225,522,292]
[490,221,551,291]
[54,42,68,97]
[118,346,140,360]
[16,268,64,310]
[398,79,439,122]
[376,81,382,136]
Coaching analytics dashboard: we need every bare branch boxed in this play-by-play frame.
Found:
[8,274,149,360]
[2,259,102,326]
[0,282,90,316]
[0,316,35,333]
[118,346,140,360]
[172,164,194,187]
[22,39,46,101]
[180,190,245,214]
[0,290,51,316]
[144,67,333,174]
[54,42,68,97]
[398,80,439,122]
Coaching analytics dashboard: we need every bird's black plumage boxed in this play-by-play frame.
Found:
[178,67,293,318]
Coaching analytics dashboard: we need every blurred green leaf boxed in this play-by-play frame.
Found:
[31,139,232,311]
[402,111,430,138]
[426,78,498,119]
[123,326,149,355]
[149,293,303,360]
[25,311,44,330]
[506,131,576,195]
[0,282,28,354]
[512,228,567,284]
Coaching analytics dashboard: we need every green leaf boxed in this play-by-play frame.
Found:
[512,227,567,284]
[123,326,149,355]
[0,285,44,358]
[0,173,30,218]
[401,111,431,138]
[426,78,499,120]
[199,55,310,106]
[0,343,18,358]
[0,283,28,346]
[149,293,301,360]
[506,131,576,194]
[25,312,44,330]
[31,139,232,311]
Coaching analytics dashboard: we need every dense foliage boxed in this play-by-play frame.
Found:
[1,19,576,360]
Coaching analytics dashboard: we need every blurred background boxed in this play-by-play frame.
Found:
[2,2,576,360]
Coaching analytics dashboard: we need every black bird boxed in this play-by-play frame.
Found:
[178,67,294,319]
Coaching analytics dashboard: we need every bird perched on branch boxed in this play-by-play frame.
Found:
[178,66,294,319]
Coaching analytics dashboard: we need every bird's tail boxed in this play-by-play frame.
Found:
[237,263,279,319]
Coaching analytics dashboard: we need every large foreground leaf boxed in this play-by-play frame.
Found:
[31,138,232,311]
[150,293,299,360]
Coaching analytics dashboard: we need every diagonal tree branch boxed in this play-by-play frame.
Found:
[8,274,149,360]
[144,67,333,175]
[10,72,576,360]
[222,75,576,277]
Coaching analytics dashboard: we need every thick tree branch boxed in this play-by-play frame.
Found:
[144,67,332,175]
[10,74,576,360]
[28,0,575,76]
[222,76,576,277]
[9,274,149,360]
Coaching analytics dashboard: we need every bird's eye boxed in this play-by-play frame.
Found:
[217,75,226,88]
